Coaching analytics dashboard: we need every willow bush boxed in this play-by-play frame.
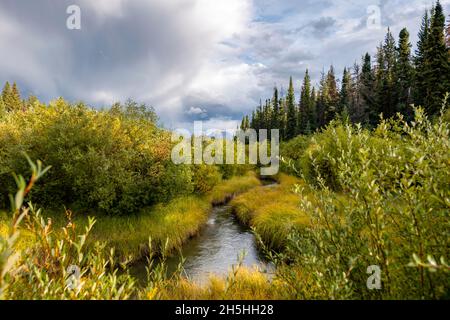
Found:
[278,107,449,299]
[0,99,193,215]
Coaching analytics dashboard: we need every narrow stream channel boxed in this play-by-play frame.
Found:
[131,182,276,285]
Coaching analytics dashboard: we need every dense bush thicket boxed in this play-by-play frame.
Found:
[0,96,256,215]
[0,99,195,214]
[277,107,449,299]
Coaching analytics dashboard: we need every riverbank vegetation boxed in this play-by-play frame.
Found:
[0,0,449,300]
[231,174,309,250]
[167,106,449,300]
[2,104,447,300]
[0,172,260,264]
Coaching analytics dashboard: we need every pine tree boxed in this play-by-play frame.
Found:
[360,53,375,124]
[324,65,339,123]
[1,82,11,111]
[350,62,366,124]
[263,99,272,130]
[339,67,352,116]
[309,86,317,131]
[373,44,386,126]
[7,82,23,111]
[423,1,450,115]
[279,96,287,139]
[383,28,398,119]
[286,76,297,139]
[372,29,398,125]
[271,86,280,130]
[255,100,263,131]
[298,70,312,135]
[316,71,328,128]
[395,28,414,118]
[0,97,5,118]
[414,10,431,107]
[1,82,23,112]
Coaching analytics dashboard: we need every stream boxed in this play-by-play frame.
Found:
[131,183,275,285]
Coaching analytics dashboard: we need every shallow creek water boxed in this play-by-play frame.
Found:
[131,182,276,285]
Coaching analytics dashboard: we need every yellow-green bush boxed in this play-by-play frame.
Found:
[280,107,450,299]
[0,99,193,214]
[191,164,222,194]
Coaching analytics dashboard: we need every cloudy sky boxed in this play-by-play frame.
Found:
[0,0,449,130]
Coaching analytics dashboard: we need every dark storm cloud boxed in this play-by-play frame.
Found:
[0,0,211,118]
[0,0,448,127]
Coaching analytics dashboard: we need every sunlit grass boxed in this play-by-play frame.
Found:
[83,195,212,261]
[207,171,261,205]
[153,266,285,300]
[230,174,310,249]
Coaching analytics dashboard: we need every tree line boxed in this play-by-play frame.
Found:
[241,1,450,140]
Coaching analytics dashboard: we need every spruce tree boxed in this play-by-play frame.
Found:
[339,67,352,116]
[2,82,23,112]
[298,70,312,135]
[271,86,280,130]
[263,99,271,130]
[360,53,375,124]
[324,65,339,123]
[382,28,398,119]
[396,28,414,118]
[414,10,431,107]
[1,82,11,111]
[316,71,328,128]
[279,96,287,139]
[373,44,386,126]
[424,1,450,115]
[373,29,399,125]
[350,62,367,124]
[255,100,263,131]
[286,76,297,139]
[0,97,5,118]
[8,82,23,111]
[309,86,317,131]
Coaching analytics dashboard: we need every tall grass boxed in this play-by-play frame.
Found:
[230,174,309,250]
[207,171,261,205]
[152,266,283,300]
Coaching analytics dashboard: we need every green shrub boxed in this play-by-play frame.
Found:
[280,135,311,175]
[0,99,193,214]
[191,164,222,194]
[278,107,449,299]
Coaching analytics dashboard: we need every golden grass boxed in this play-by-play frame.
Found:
[153,267,286,300]
[83,195,212,261]
[230,174,310,249]
[207,171,261,205]
[0,211,36,252]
